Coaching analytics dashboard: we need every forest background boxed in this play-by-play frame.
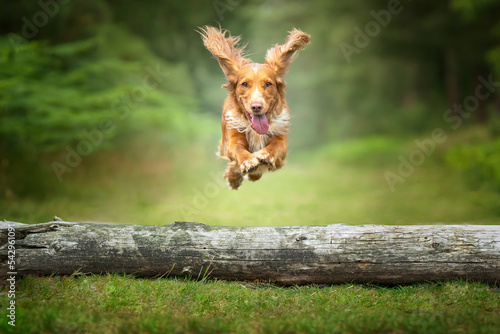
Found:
[1,0,500,225]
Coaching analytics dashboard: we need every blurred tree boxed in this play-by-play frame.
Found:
[0,0,199,198]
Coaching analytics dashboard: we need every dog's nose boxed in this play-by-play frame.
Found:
[250,103,263,112]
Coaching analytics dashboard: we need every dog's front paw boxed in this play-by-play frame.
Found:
[254,149,275,166]
[240,157,260,173]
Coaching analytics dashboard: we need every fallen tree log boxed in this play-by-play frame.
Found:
[1,220,499,285]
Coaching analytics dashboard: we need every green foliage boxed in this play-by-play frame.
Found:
[446,139,500,191]
[312,136,404,166]
[487,110,500,136]
[488,45,500,76]
[0,25,196,154]
[0,23,198,198]
[451,0,500,20]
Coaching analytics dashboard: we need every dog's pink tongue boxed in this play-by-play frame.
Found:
[250,114,269,135]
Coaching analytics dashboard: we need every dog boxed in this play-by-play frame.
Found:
[199,26,310,189]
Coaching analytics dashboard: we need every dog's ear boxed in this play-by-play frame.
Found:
[198,26,250,85]
[265,28,311,78]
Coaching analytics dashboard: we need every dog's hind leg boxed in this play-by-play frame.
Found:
[247,173,262,182]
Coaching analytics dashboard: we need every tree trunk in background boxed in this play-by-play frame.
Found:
[474,66,488,123]
[445,48,460,115]
[1,221,499,285]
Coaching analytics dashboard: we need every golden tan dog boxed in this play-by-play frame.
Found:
[199,26,310,189]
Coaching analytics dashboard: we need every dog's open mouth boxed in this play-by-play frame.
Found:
[246,111,269,135]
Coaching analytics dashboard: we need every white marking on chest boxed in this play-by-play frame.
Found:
[246,131,269,152]
[225,108,290,153]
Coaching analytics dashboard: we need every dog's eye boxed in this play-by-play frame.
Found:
[265,82,272,87]
[241,82,248,87]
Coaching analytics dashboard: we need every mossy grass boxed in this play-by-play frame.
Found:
[1,274,498,334]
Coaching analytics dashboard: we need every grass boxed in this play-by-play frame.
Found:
[1,275,498,334]
[1,134,499,333]
[2,135,500,226]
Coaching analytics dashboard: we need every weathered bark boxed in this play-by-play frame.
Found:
[1,220,499,285]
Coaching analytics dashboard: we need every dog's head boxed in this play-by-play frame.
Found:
[199,26,310,135]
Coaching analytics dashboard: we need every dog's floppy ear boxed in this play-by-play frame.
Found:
[265,28,311,78]
[198,26,250,85]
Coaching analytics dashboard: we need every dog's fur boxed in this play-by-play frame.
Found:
[199,26,310,189]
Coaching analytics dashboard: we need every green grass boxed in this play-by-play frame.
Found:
[2,136,500,225]
[1,275,499,334]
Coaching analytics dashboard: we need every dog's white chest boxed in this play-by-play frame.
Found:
[225,108,290,153]
[246,132,269,153]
